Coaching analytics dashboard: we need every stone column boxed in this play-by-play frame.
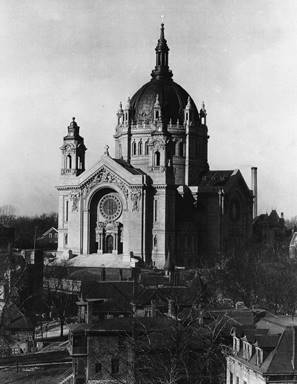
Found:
[82,209,89,254]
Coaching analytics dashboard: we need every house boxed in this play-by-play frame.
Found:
[227,312,297,384]
[37,227,58,250]
[253,210,287,246]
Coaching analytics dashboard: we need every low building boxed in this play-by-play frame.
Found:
[37,227,58,250]
[253,210,287,246]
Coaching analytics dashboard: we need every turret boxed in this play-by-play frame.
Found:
[123,97,131,125]
[184,96,193,126]
[117,102,124,125]
[60,117,86,176]
[200,102,207,125]
[153,94,162,123]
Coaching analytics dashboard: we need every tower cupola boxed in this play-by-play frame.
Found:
[60,117,86,176]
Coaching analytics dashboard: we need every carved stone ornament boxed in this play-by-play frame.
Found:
[149,136,168,150]
[70,191,80,212]
[82,166,129,201]
[130,190,141,212]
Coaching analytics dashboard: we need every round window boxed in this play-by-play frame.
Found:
[99,193,122,221]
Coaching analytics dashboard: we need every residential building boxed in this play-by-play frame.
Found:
[227,312,297,384]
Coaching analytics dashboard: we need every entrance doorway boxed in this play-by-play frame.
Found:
[105,235,113,253]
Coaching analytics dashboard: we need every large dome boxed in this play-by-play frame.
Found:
[129,23,200,125]
[130,78,200,124]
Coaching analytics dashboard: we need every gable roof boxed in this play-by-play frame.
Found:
[232,313,297,376]
[199,170,234,187]
[38,227,58,238]
[113,159,146,175]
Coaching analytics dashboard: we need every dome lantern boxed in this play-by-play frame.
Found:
[151,23,173,80]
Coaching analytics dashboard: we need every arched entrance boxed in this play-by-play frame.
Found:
[105,235,113,253]
[89,187,123,254]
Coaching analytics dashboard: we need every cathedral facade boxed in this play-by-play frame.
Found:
[56,24,253,269]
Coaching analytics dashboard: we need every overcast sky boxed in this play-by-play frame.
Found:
[1,0,297,218]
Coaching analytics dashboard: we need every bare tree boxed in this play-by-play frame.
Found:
[0,205,16,226]
[44,262,80,337]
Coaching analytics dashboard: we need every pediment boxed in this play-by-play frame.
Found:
[79,155,145,186]
[81,164,130,200]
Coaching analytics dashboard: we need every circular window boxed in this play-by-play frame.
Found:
[99,193,122,221]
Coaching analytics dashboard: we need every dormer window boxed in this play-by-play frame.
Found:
[243,341,252,360]
[256,347,263,365]
[233,336,240,353]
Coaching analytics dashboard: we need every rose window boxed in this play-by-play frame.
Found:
[99,193,122,221]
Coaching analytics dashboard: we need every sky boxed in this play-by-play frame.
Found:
[0,0,297,218]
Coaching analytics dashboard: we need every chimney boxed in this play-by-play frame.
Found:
[292,326,296,370]
[251,167,258,219]
[168,299,175,317]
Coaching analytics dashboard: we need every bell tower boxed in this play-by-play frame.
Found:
[60,117,87,176]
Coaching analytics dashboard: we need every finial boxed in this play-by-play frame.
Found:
[104,145,110,156]
[72,117,75,122]
[154,94,160,107]
[202,101,206,113]
[161,15,164,23]
[186,96,192,109]
[125,97,131,109]
[160,22,165,41]
[118,102,123,113]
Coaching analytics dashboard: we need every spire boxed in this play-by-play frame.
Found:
[151,23,173,80]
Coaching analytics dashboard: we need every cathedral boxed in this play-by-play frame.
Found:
[56,24,254,269]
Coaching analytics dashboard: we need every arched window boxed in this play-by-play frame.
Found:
[77,156,82,169]
[132,141,136,156]
[145,141,149,155]
[138,141,143,155]
[118,143,122,158]
[155,110,159,119]
[153,235,157,248]
[154,151,160,166]
[178,142,184,157]
[67,154,72,169]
